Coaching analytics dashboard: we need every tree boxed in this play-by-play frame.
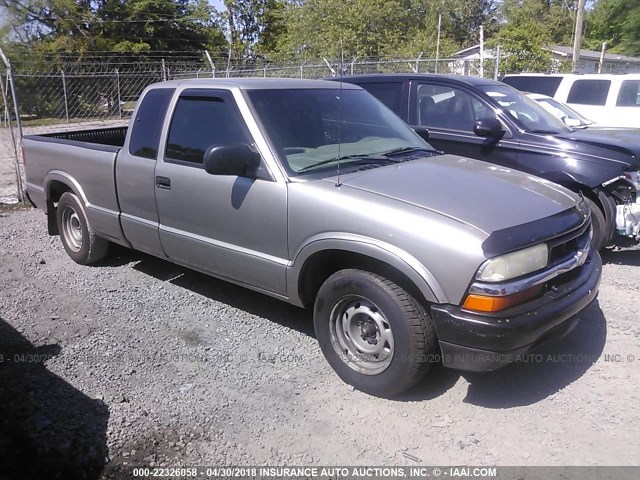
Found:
[223,0,286,59]
[444,0,499,48]
[493,0,558,73]
[0,0,227,54]
[584,0,640,56]
[274,0,498,59]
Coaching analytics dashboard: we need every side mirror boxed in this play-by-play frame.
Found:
[413,126,430,140]
[562,116,582,128]
[203,144,261,177]
[473,117,505,138]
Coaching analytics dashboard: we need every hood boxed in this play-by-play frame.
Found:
[334,154,579,235]
[555,128,640,165]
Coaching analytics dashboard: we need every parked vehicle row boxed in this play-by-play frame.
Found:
[501,73,640,128]
[339,74,640,251]
[23,78,604,396]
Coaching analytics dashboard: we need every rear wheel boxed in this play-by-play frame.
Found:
[56,192,109,265]
[314,269,437,397]
[586,197,607,251]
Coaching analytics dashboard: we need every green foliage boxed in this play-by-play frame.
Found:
[493,0,568,73]
[0,0,227,55]
[273,0,497,60]
[584,0,640,56]
[224,0,286,58]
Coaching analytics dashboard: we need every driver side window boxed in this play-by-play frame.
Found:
[417,84,488,132]
[165,91,252,165]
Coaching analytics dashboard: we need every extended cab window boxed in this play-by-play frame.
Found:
[129,88,174,159]
[359,82,403,116]
[165,91,251,164]
[567,79,611,105]
[617,80,640,106]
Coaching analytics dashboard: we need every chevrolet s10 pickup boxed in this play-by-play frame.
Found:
[23,78,601,396]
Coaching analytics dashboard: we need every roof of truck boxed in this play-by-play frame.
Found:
[149,77,362,90]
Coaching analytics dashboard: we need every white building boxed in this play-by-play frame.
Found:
[449,44,640,75]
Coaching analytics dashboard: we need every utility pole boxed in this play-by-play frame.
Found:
[479,25,485,78]
[435,14,442,73]
[598,42,608,73]
[572,0,586,70]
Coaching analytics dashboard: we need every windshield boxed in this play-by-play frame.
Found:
[536,97,593,126]
[246,88,433,175]
[479,85,571,134]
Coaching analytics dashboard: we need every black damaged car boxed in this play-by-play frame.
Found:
[335,74,640,251]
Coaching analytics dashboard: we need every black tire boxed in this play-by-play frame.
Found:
[56,192,109,265]
[313,269,437,397]
[586,197,607,251]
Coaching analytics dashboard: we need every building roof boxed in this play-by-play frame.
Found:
[452,44,640,64]
[549,45,640,63]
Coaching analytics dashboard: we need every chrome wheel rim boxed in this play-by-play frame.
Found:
[329,296,394,375]
[61,206,83,252]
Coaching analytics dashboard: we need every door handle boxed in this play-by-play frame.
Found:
[155,176,171,190]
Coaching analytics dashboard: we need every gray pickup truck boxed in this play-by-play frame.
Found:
[23,78,602,396]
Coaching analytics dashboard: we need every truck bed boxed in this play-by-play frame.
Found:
[32,126,128,148]
[23,126,128,246]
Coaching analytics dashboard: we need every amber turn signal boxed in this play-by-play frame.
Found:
[462,285,544,313]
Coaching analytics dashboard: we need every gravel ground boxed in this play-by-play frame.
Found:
[1,206,639,478]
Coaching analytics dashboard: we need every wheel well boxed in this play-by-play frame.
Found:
[297,250,430,309]
[561,182,615,236]
[48,180,72,203]
[46,181,72,235]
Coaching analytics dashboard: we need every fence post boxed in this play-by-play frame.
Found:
[205,50,216,78]
[115,68,122,119]
[2,74,9,127]
[494,45,501,80]
[300,60,308,79]
[0,47,22,138]
[0,64,24,202]
[161,59,168,81]
[61,70,70,123]
[350,57,359,75]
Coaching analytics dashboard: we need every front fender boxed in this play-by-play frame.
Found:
[287,233,448,307]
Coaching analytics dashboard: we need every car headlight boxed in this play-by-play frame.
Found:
[476,243,549,282]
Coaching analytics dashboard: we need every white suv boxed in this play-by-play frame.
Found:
[502,73,640,128]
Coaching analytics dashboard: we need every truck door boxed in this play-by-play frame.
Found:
[116,88,175,258]
[154,88,288,296]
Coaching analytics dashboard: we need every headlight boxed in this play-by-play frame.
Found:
[477,243,549,282]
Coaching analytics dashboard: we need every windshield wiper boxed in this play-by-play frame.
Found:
[380,146,441,157]
[296,154,394,173]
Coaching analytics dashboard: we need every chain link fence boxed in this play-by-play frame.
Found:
[0,51,496,204]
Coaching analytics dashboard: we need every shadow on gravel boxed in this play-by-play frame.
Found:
[0,317,109,479]
[398,301,607,406]
[601,248,640,267]
[104,245,317,338]
[461,301,607,408]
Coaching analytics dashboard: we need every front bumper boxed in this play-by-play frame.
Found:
[430,250,602,372]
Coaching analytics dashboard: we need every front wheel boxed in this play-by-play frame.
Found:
[314,269,437,397]
[56,192,109,265]
[586,197,607,251]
